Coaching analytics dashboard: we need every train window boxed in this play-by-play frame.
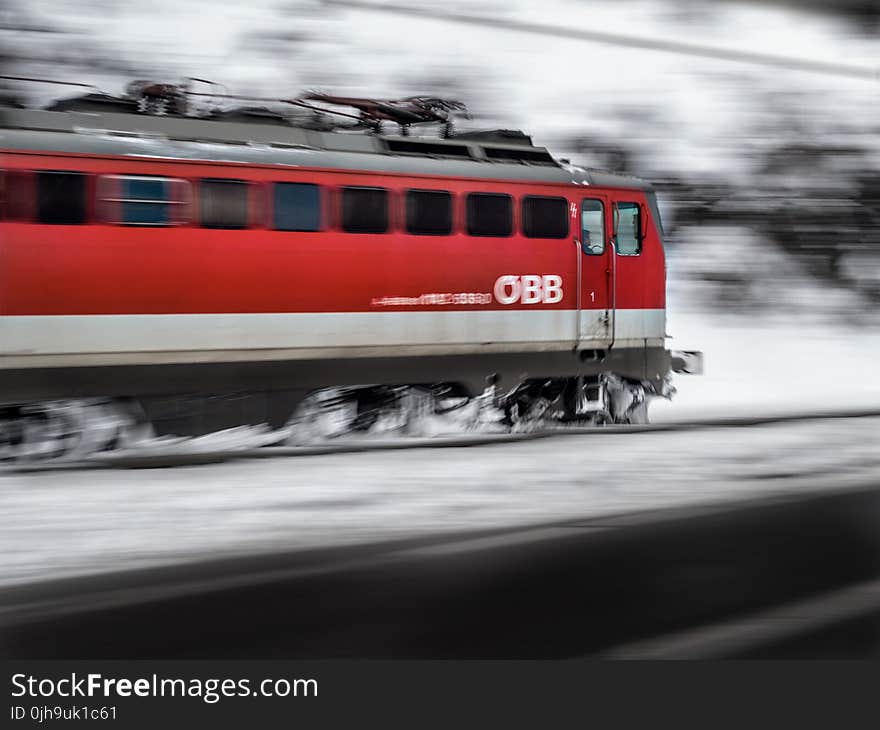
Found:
[0,170,35,221]
[615,201,642,255]
[522,196,568,239]
[200,179,248,229]
[406,190,452,235]
[98,175,189,226]
[37,171,85,225]
[273,182,321,231]
[466,193,512,237]
[581,199,605,255]
[341,187,388,234]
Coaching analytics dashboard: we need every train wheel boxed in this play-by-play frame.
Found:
[1,399,154,463]
[624,397,650,425]
[284,389,360,444]
[7,403,82,461]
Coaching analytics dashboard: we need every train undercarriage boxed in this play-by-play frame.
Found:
[0,373,668,462]
[0,344,704,461]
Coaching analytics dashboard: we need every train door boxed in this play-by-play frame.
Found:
[608,196,649,347]
[576,196,613,349]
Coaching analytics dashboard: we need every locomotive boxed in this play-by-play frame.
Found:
[0,79,701,456]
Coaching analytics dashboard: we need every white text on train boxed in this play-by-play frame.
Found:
[493,275,563,305]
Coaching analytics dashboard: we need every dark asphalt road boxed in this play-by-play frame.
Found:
[2,481,879,658]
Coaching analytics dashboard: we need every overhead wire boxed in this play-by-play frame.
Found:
[323,0,880,82]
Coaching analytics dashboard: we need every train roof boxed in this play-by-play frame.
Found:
[0,105,650,191]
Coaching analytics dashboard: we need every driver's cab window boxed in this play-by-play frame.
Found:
[581,199,605,255]
[615,201,642,255]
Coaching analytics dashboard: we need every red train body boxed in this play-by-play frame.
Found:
[0,92,697,441]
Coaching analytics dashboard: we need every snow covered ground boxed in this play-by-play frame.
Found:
[655,235,880,421]
[653,302,880,422]
[2,416,878,588]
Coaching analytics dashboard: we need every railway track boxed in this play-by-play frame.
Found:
[4,407,880,473]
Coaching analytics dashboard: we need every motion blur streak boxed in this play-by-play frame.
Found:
[1,0,880,658]
[325,0,880,81]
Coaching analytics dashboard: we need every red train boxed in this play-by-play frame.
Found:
[0,83,700,452]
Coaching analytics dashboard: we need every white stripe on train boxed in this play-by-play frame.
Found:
[0,309,665,368]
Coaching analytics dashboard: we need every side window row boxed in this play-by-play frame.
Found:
[1,170,645,250]
[2,171,260,229]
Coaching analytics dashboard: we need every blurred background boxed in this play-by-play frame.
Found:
[2,0,880,659]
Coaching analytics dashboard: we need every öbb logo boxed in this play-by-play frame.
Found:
[493,275,563,305]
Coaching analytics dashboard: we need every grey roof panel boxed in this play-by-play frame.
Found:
[1,107,650,190]
[1,128,576,183]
